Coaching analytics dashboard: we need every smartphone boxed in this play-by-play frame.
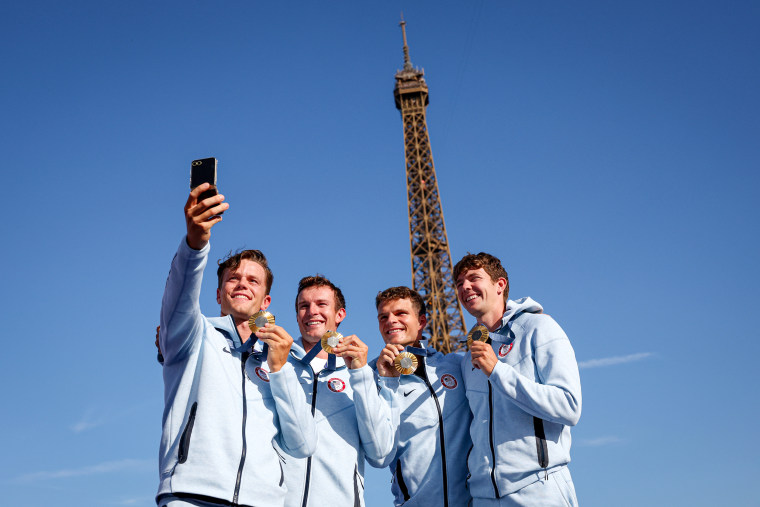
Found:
[190,157,223,217]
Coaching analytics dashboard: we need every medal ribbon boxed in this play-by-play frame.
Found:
[234,338,269,362]
[302,339,338,371]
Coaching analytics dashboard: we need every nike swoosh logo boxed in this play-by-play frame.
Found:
[403,390,415,397]
[222,347,231,354]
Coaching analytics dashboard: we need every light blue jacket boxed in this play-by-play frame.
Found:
[156,238,317,507]
[370,349,473,507]
[462,297,581,499]
[279,338,395,507]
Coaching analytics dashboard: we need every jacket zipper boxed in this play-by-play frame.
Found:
[422,375,449,507]
[488,382,500,497]
[301,368,319,507]
[232,351,250,505]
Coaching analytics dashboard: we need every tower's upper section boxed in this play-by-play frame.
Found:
[394,18,429,110]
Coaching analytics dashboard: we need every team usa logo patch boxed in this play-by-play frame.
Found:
[255,367,270,382]
[327,378,346,393]
[440,374,458,389]
[498,343,513,358]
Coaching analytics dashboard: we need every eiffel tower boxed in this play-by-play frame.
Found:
[393,19,466,353]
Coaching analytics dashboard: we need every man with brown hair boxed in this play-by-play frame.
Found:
[155,183,317,507]
[369,286,472,507]
[279,275,393,507]
[454,252,581,506]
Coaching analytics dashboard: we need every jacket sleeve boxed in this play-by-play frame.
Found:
[268,362,318,458]
[349,365,395,463]
[159,237,209,366]
[365,375,400,469]
[488,318,582,426]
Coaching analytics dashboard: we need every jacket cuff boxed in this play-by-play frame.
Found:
[347,364,375,386]
[178,235,210,259]
[267,361,295,383]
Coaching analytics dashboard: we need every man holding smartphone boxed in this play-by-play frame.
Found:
[155,182,317,507]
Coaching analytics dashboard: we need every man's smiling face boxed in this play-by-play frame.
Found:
[377,297,426,347]
[296,285,345,346]
[456,267,506,318]
[216,259,271,322]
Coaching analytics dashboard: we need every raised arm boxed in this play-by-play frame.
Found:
[159,185,228,364]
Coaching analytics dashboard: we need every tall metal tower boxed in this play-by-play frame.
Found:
[394,19,466,353]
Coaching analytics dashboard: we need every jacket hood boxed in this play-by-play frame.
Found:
[499,297,543,330]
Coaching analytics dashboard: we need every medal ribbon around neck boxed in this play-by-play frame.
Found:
[301,333,337,371]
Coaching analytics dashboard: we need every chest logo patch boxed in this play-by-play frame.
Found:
[327,378,346,393]
[498,343,513,358]
[440,374,458,389]
[255,366,270,382]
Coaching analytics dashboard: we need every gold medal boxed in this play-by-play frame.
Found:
[248,310,275,333]
[394,351,418,375]
[321,331,343,354]
[466,324,490,349]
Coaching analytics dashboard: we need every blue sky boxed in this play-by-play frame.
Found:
[2,1,758,506]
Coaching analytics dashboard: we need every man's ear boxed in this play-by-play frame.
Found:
[335,307,347,325]
[216,288,222,305]
[496,277,507,296]
[419,313,428,330]
[260,294,272,311]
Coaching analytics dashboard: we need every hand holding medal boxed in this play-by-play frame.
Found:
[467,324,498,376]
[325,331,369,369]
[248,311,293,373]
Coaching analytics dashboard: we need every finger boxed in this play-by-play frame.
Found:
[382,348,399,360]
[198,193,226,212]
[195,215,223,230]
[185,183,210,210]
[190,182,211,198]
[193,200,228,222]
[256,325,288,340]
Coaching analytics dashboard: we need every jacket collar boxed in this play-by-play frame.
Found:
[208,315,265,354]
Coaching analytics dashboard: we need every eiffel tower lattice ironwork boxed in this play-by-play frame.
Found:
[393,19,466,353]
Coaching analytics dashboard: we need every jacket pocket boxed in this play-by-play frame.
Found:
[395,459,411,502]
[177,402,198,464]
